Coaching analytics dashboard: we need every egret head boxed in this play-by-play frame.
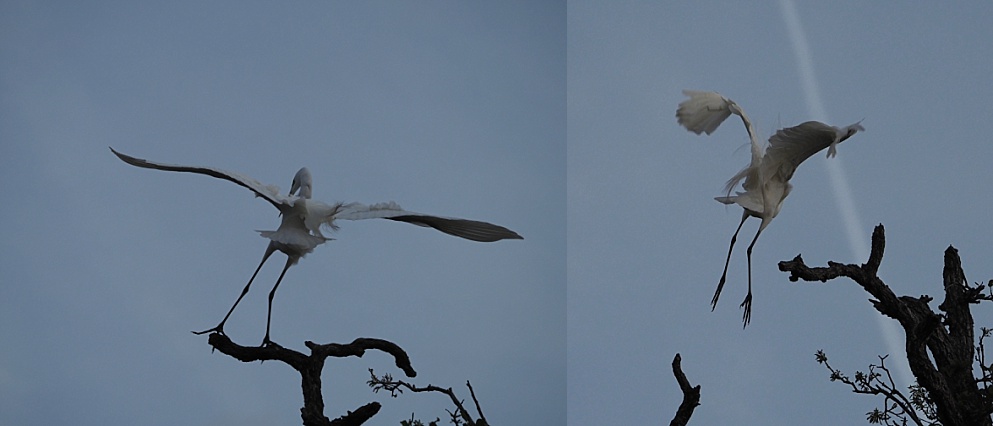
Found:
[840,120,865,142]
[289,167,313,199]
[827,120,865,158]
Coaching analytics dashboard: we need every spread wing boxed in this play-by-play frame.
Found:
[110,147,292,208]
[334,202,523,242]
[760,121,837,183]
[676,90,761,159]
[676,90,736,135]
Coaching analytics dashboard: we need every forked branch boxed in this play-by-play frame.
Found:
[205,333,416,426]
[367,370,488,426]
[778,224,992,426]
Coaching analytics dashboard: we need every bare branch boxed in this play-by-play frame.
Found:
[367,370,485,426]
[779,224,993,426]
[205,333,415,426]
[307,338,416,378]
[816,351,928,426]
[466,380,488,426]
[669,353,701,426]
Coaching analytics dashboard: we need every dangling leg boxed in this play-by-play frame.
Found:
[262,255,296,346]
[193,243,276,335]
[741,218,769,327]
[713,211,749,310]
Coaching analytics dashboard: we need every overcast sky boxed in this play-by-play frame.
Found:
[1,2,563,425]
[569,1,993,425]
[4,1,993,426]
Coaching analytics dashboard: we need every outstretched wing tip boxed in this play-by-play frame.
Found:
[110,147,147,167]
[382,213,523,243]
[486,229,524,242]
[108,148,287,208]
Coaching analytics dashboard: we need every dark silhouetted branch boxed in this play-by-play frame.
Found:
[778,224,993,426]
[815,351,930,425]
[669,353,701,426]
[205,333,416,426]
[367,370,487,426]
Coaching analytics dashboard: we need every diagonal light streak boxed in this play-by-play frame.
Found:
[778,0,911,386]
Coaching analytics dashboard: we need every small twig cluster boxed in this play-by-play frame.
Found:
[815,351,937,425]
[368,369,489,426]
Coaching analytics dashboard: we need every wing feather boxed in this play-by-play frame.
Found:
[676,90,761,156]
[678,91,765,195]
[333,202,522,242]
[110,147,291,208]
[676,90,735,135]
[760,121,836,182]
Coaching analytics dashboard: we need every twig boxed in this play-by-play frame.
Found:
[367,370,485,426]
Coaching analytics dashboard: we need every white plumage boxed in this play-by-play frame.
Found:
[111,148,521,344]
[676,90,863,325]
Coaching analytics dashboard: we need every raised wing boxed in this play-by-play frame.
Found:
[676,90,735,135]
[110,147,292,208]
[760,121,838,182]
[677,90,761,156]
[678,90,765,196]
[334,202,523,243]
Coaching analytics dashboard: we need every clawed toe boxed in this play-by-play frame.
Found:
[739,295,753,327]
[192,324,225,336]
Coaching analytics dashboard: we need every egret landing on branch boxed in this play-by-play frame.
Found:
[676,90,863,326]
[111,148,522,345]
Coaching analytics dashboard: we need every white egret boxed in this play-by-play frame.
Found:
[111,148,522,344]
[676,90,863,325]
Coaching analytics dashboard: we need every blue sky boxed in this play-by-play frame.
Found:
[4,1,993,426]
[1,2,563,425]
[569,1,993,425]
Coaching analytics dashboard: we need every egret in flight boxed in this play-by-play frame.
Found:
[676,90,863,326]
[111,148,522,344]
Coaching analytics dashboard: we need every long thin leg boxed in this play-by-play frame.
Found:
[193,244,276,335]
[262,255,296,346]
[741,218,769,327]
[713,211,749,310]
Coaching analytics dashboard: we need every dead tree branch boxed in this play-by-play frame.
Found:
[367,370,488,426]
[205,333,416,426]
[778,224,992,426]
[815,351,932,425]
[669,353,701,426]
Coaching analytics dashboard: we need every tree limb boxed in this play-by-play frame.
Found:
[205,333,415,426]
[778,224,993,426]
[669,353,701,426]
[367,370,486,426]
